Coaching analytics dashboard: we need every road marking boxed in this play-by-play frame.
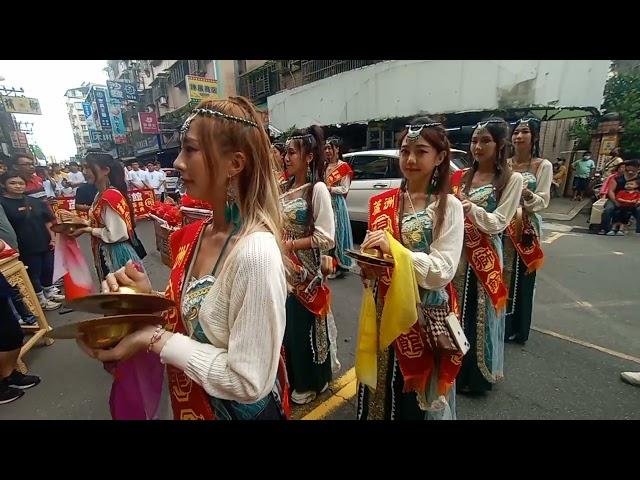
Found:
[536,299,640,310]
[542,232,563,244]
[612,251,624,255]
[299,326,640,420]
[531,327,640,365]
[301,368,357,420]
[542,231,580,244]
[536,271,609,321]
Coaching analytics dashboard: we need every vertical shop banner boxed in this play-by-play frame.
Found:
[83,102,97,145]
[82,102,93,119]
[94,89,112,129]
[107,98,128,144]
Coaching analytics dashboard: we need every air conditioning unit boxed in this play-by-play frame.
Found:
[159,96,168,106]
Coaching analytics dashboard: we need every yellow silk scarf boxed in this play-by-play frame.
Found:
[355,231,420,389]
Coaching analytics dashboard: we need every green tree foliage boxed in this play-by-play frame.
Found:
[602,72,640,157]
[568,118,593,150]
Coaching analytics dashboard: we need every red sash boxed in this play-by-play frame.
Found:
[368,189,462,396]
[165,220,217,420]
[451,169,508,311]
[506,210,544,273]
[325,161,353,188]
[91,188,134,236]
[90,188,135,264]
[165,220,291,419]
[286,252,332,317]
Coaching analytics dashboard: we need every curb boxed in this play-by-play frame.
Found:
[541,199,590,221]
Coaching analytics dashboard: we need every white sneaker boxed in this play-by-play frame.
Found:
[291,390,317,405]
[45,292,65,302]
[40,299,61,311]
[620,372,640,387]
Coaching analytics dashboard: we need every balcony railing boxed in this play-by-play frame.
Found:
[238,62,281,104]
[299,60,383,84]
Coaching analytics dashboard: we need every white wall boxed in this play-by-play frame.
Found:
[267,60,611,130]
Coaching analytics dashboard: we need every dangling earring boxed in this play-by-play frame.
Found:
[306,162,312,183]
[224,176,242,229]
[428,167,440,194]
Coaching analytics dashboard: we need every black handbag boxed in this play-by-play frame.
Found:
[130,230,147,260]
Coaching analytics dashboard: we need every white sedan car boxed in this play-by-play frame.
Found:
[344,149,467,228]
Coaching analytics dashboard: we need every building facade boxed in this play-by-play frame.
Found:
[224,60,612,160]
[64,86,91,156]
[102,60,220,165]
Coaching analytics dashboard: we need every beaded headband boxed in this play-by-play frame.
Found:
[513,117,540,131]
[180,108,258,136]
[286,134,314,146]
[405,122,442,142]
[475,119,507,129]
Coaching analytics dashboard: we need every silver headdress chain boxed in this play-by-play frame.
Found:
[405,122,443,142]
[180,108,258,136]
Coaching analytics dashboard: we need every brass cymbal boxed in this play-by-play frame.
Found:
[49,314,164,349]
[345,248,394,267]
[66,291,175,315]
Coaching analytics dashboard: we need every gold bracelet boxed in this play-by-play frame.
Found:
[148,326,166,353]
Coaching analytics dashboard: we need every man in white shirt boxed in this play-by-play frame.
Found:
[62,161,85,196]
[155,162,167,200]
[127,161,150,190]
[145,162,165,200]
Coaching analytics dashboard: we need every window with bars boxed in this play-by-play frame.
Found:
[188,59,210,76]
[300,60,383,84]
[238,63,280,104]
[170,60,189,87]
[152,77,169,101]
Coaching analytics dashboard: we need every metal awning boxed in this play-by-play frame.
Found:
[453,105,599,121]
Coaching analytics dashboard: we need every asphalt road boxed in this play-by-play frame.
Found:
[2,217,639,420]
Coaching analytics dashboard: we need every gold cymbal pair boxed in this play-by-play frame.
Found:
[50,287,176,349]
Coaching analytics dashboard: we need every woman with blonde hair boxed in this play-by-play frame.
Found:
[78,97,289,420]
